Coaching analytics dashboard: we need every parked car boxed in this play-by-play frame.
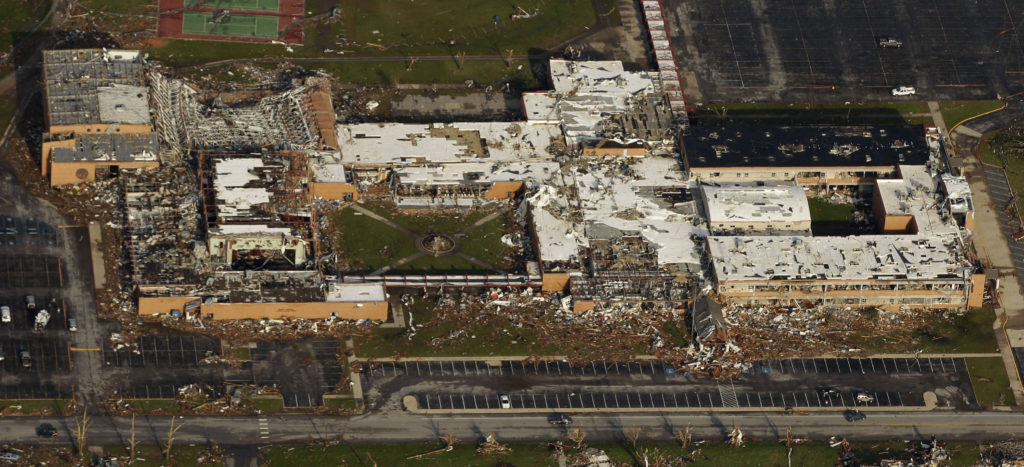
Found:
[0,451,21,461]
[1,306,10,323]
[548,414,573,425]
[0,348,5,362]
[844,409,866,422]
[25,295,35,310]
[19,348,31,368]
[891,86,916,96]
[68,317,77,332]
[877,37,903,48]
[855,392,875,404]
[499,394,511,409]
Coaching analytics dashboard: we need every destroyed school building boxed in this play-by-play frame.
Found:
[38,49,983,327]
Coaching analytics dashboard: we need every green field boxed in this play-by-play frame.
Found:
[939,100,1004,129]
[967,357,1017,407]
[218,0,279,11]
[182,12,278,39]
[80,0,155,15]
[852,306,999,354]
[693,101,934,125]
[0,0,49,52]
[329,203,511,274]
[341,0,597,55]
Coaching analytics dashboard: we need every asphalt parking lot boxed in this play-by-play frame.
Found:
[415,388,912,411]
[362,357,962,379]
[664,0,1024,101]
[114,336,345,408]
[981,165,1024,281]
[103,335,221,367]
[361,357,973,411]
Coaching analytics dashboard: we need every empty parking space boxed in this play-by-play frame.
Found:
[0,295,69,331]
[0,338,71,373]
[415,388,916,411]
[0,217,59,249]
[0,255,62,289]
[363,357,957,379]
[0,382,72,399]
[103,335,221,367]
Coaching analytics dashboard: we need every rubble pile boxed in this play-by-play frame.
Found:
[384,289,691,364]
[982,440,1024,466]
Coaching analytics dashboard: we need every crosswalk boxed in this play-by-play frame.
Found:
[258,417,269,440]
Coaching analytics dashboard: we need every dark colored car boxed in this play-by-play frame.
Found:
[844,409,866,422]
[36,423,58,438]
[548,414,573,425]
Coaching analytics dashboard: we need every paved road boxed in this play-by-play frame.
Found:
[5,412,1024,446]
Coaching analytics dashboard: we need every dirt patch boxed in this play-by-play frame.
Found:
[140,37,170,48]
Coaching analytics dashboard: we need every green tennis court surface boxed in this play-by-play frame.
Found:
[182,12,279,39]
[213,0,279,11]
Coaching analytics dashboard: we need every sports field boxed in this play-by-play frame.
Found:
[216,0,279,11]
[182,12,279,39]
[157,0,303,44]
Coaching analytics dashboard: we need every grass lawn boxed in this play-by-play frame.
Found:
[79,0,155,15]
[0,399,68,415]
[590,440,838,466]
[0,0,49,52]
[939,100,1004,128]
[123,399,180,413]
[807,198,860,236]
[978,130,1001,166]
[355,296,560,358]
[850,441,981,467]
[230,345,252,361]
[982,129,1024,214]
[262,441,557,466]
[315,57,543,88]
[457,212,511,266]
[103,444,223,467]
[332,203,512,273]
[247,396,285,413]
[693,102,933,125]
[330,206,419,272]
[852,306,999,354]
[323,397,357,409]
[340,0,597,55]
[966,357,1016,407]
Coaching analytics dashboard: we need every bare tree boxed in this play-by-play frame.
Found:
[164,417,185,459]
[406,56,419,72]
[441,432,458,449]
[456,51,467,70]
[674,425,692,449]
[568,427,586,449]
[366,451,378,467]
[74,409,91,458]
[504,49,515,68]
[129,413,139,464]
[625,426,644,450]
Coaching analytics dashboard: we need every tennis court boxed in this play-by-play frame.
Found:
[181,12,279,39]
[217,0,280,11]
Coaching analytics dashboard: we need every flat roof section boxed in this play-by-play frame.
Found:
[708,235,969,282]
[336,122,562,165]
[42,49,147,127]
[683,125,930,168]
[51,132,158,163]
[701,182,810,225]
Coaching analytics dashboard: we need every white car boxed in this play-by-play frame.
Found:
[1,306,9,323]
[891,86,916,96]
[498,394,511,409]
